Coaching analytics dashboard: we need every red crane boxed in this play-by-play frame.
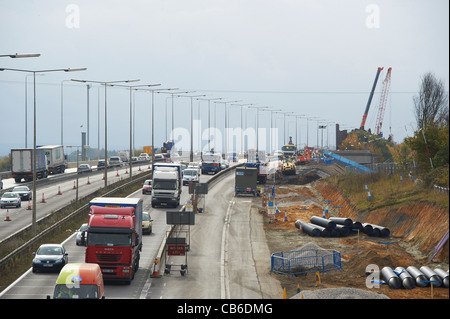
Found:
[375,67,392,136]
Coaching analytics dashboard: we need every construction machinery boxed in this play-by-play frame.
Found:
[296,147,314,165]
[375,67,392,136]
[281,160,296,175]
[281,136,297,159]
[360,67,384,131]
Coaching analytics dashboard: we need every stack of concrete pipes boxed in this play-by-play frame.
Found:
[379,266,449,289]
[294,216,390,238]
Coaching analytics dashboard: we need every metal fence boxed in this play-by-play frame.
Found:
[271,248,342,276]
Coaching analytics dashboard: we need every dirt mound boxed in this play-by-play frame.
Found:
[263,179,449,299]
[315,182,449,263]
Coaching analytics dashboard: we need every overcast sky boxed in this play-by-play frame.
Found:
[1,0,448,156]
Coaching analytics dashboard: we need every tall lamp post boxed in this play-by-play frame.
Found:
[247,106,270,156]
[230,103,254,156]
[195,97,223,152]
[71,79,140,187]
[133,88,179,167]
[0,66,87,234]
[107,83,161,180]
[214,100,242,155]
[157,91,194,145]
[173,94,207,162]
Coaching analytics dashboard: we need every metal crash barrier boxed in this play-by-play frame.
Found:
[271,248,342,276]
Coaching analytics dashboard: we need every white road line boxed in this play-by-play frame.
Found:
[220,197,234,299]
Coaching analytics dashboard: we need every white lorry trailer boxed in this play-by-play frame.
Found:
[11,148,49,183]
[38,145,66,174]
[151,163,182,208]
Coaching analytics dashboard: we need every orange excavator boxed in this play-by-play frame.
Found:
[296,147,314,165]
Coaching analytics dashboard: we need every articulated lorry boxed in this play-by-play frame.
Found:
[151,163,182,208]
[38,145,66,174]
[11,148,49,183]
[84,197,143,284]
[201,152,222,174]
[235,167,258,197]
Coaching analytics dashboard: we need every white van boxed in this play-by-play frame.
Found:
[182,168,199,186]
[109,156,123,167]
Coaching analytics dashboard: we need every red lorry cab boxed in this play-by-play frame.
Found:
[85,201,142,284]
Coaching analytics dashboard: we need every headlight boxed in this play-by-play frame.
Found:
[55,258,64,263]
[33,258,41,263]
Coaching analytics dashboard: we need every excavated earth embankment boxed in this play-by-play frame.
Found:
[262,165,449,299]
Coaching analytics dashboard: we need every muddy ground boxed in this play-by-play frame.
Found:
[260,163,449,299]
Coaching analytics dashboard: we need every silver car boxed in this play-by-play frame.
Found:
[75,223,88,246]
[0,192,21,208]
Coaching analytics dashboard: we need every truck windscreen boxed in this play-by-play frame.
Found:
[88,232,132,246]
[153,180,177,190]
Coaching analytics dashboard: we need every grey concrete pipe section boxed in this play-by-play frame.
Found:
[295,220,320,237]
[381,267,401,289]
[434,268,449,288]
[310,216,336,230]
[394,267,415,289]
[406,266,428,287]
[329,217,353,227]
[420,266,443,287]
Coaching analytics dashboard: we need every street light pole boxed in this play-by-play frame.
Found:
[195,97,223,152]
[174,94,207,162]
[0,66,87,234]
[133,88,178,167]
[71,79,140,187]
[214,100,242,155]
[107,83,161,180]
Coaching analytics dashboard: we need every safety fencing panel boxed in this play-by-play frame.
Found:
[271,248,341,276]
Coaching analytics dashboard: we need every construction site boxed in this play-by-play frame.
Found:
[258,160,448,299]
[237,65,449,299]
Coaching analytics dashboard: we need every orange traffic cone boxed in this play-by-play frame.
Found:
[4,209,11,221]
[87,176,90,185]
[57,186,62,195]
[41,193,46,203]
[116,169,119,177]
[73,181,76,189]
[150,258,161,278]
[27,200,32,210]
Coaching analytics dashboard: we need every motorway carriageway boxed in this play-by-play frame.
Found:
[1,160,276,299]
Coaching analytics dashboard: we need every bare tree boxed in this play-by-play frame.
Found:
[413,72,449,129]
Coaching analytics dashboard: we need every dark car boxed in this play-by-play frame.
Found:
[32,244,68,273]
[12,186,32,201]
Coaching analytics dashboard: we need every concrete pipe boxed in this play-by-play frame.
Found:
[381,267,401,289]
[394,267,415,289]
[295,220,320,237]
[311,224,331,237]
[368,227,381,237]
[434,268,449,288]
[406,266,428,287]
[420,266,443,288]
[330,228,340,237]
[310,216,336,230]
[370,224,390,237]
[352,221,363,231]
[329,217,353,227]
[335,224,350,236]
[361,223,374,235]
